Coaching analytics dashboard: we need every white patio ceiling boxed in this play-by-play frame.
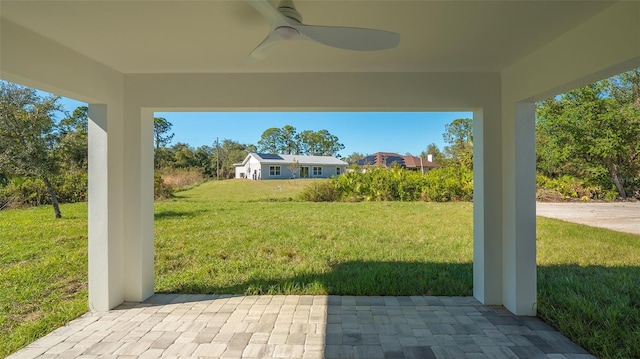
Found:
[0,1,614,74]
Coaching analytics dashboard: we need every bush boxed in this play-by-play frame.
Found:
[0,171,88,209]
[536,173,617,201]
[154,173,174,200]
[298,181,339,202]
[53,171,88,203]
[299,165,473,202]
[421,166,473,202]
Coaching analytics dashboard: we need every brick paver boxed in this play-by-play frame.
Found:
[8,295,595,358]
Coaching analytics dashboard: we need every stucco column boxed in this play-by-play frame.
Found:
[88,103,125,311]
[502,102,537,315]
[123,105,155,302]
[473,106,503,306]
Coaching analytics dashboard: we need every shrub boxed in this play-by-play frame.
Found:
[536,173,617,201]
[421,166,473,202]
[53,171,88,203]
[0,171,88,209]
[154,173,174,200]
[299,165,473,202]
[298,181,339,202]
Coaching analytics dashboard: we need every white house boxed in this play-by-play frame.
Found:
[235,153,348,180]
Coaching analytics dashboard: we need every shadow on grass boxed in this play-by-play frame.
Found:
[154,209,209,220]
[157,260,473,297]
[537,264,640,358]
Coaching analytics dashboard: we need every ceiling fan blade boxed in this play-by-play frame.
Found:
[296,24,400,51]
[246,0,288,28]
[245,31,284,63]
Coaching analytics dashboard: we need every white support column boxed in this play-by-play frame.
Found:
[88,104,125,311]
[123,105,155,302]
[502,102,537,315]
[473,107,503,306]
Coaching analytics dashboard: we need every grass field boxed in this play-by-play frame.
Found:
[1,179,639,357]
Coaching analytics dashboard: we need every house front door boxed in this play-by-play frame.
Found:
[300,166,310,178]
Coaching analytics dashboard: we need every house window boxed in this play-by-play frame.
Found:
[336,167,342,175]
[313,166,322,176]
[269,166,281,176]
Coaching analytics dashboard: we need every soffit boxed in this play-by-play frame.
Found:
[1,1,614,73]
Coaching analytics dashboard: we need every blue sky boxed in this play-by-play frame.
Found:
[57,96,470,157]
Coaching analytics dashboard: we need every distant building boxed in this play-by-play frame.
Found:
[235,153,348,180]
[352,152,438,173]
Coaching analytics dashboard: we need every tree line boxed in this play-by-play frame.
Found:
[152,122,345,178]
[405,69,640,201]
[2,68,639,216]
[0,84,348,218]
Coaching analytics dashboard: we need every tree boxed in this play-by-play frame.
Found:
[442,118,473,169]
[297,129,344,156]
[257,127,281,153]
[171,142,199,168]
[296,130,318,155]
[315,129,345,156]
[343,152,365,164]
[280,125,298,154]
[194,145,215,177]
[0,82,63,218]
[217,139,256,179]
[287,157,301,183]
[536,70,640,199]
[57,106,88,171]
[153,117,175,168]
[421,143,446,165]
[153,117,174,150]
[258,125,344,157]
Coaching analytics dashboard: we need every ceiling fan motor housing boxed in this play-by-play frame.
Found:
[278,0,302,23]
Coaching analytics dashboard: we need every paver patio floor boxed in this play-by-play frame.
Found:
[9,294,594,359]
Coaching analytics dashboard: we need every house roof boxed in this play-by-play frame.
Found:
[353,152,438,168]
[238,153,348,167]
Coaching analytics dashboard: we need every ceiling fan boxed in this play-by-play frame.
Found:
[245,0,400,61]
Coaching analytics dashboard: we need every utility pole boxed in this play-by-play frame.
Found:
[216,137,220,181]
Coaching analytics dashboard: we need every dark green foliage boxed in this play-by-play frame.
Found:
[442,118,473,169]
[420,166,474,202]
[257,125,345,156]
[299,165,473,202]
[0,82,64,217]
[57,106,88,172]
[536,69,640,199]
[154,139,254,179]
[0,172,88,209]
[536,173,618,201]
[153,117,174,150]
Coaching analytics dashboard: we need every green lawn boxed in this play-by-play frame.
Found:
[1,179,639,357]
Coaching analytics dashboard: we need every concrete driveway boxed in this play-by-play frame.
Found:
[536,202,640,235]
